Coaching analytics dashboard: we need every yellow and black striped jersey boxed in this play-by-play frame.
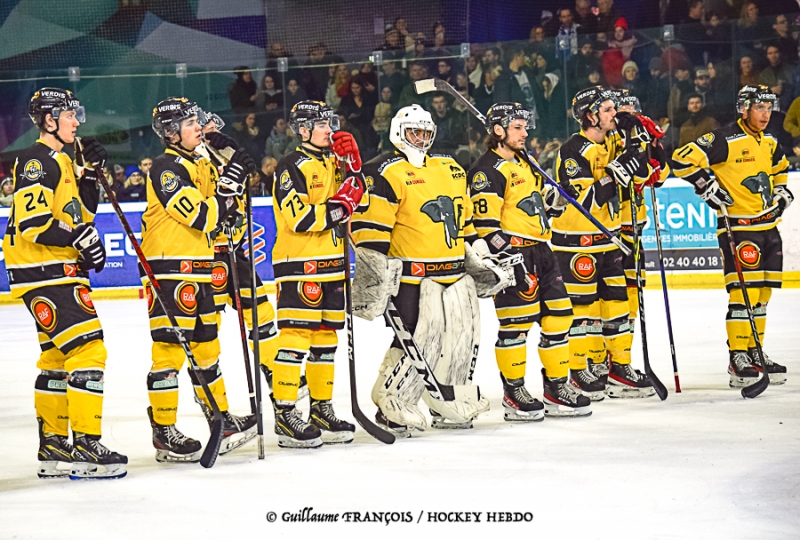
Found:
[672,119,789,233]
[2,140,100,297]
[352,152,476,285]
[272,146,352,283]
[140,147,236,283]
[468,149,551,244]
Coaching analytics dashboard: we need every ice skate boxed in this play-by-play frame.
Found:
[501,374,544,422]
[148,406,202,463]
[273,396,322,449]
[589,355,610,387]
[728,350,760,388]
[261,364,309,400]
[570,366,606,402]
[37,418,72,479]
[309,399,355,443]
[541,368,592,418]
[606,362,656,398]
[197,399,258,454]
[375,409,413,438]
[749,347,787,385]
[429,409,474,429]
[70,433,127,480]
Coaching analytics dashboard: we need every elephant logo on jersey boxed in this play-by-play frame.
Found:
[23,159,44,181]
[31,297,58,332]
[516,191,550,235]
[62,198,83,225]
[421,196,462,249]
[741,172,772,210]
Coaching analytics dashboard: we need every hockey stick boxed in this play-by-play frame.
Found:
[414,78,631,256]
[244,182,265,459]
[86,156,224,468]
[720,206,769,399]
[649,186,681,393]
[629,181,667,400]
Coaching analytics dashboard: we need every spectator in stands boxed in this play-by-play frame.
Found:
[430,22,450,58]
[609,18,636,60]
[381,60,407,106]
[541,10,560,38]
[339,77,378,158]
[255,73,283,130]
[782,93,800,136]
[436,60,455,85]
[429,92,467,156]
[254,158,277,197]
[568,37,601,90]
[679,93,719,146]
[539,73,568,139]
[677,0,709,66]
[692,66,712,104]
[597,0,621,33]
[504,44,539,116]
[138,156,152,178]
[705,11,733,61]
[229,67,257,120]
[455,72,475,97]
[394,17,415,53]
[788,136,800,168]
[466,54,483,89]
[482,47,502,74]
[284,78,308,110]
[359,63,379,96]
[536,138,562,177]
[302,43,333,101]
[0,176,13,207]
[373,86,394,152]
[557,9,580,63]
[236,112,266,164]
[398,61,429,107]
[574,0,598,35]
[621,61,644,96]
[120,166,146,203]
[380,28,405,60]
[527,27,555,64]
[266,42,299,80]
[326,64,351,110]
[706,60,735,122]
[410,32,436,71]
[337,113,364,150]
[100,166,124,203]
[643,57,670,121]
[739,55,760,87]
[760,44,794,104]
[668,66,694,126]
[473,67,502,119]
[264,117,294,161]
[772,14,798,65]
[737,1,769,52]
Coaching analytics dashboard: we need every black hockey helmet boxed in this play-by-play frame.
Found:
[29,88,85,129]
[289,100,339,136]
[152,97,206,141]
[571,86,614,122]
[485,102,534,131]
[609,88,641,113]
[736,84,779,114]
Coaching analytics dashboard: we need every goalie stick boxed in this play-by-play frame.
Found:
[82,148,224,468]
[414,78,631,256]
[721,206,770,399]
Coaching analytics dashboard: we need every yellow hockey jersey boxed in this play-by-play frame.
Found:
[468,149,552,244]
[672,119,789,233]
[3,140,99,297]
[141,146,237,282]
[352,152,476,285]
[272,146,350,283]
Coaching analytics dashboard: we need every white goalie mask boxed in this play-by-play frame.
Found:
[389,105,437,168]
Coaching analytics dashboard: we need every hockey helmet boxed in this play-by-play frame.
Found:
[289,101,339,137]
[389,104,436,168]
[152,97,206,141]
[29,88,85,128]
[571,86,615,122]
[485,102,534,132]
[609,88,641,113]
[736,84,779,114]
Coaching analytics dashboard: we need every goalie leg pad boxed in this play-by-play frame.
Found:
[371,347,427,432]
[352,248,402,321]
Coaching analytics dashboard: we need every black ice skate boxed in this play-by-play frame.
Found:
[569,366,606,402]
[607,362,656,398]
[37,418,72,479]
[728,350,760,388]
[589,356,610,387]
[261,364,309,400]
[273,396,322,449]
[749,347,787,385]
[70,433,127,480]
[375,409,412,439]
[541,368,592,418]
[148,406,201,463]
[198,401,257,455]
[309,399,355,444]
[501,374,544,422]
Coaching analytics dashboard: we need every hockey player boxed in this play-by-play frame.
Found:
[2,88,127,478]
[351,104,490,435]
[552,87,656,399]
[270,100,365,448]
[672,85,790,387]
[468,102,588,419]
[143,97,257,462]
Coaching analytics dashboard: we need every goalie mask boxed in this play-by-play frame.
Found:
[152,97,206,143]
[29,88,86,143]
[390,104,437,168]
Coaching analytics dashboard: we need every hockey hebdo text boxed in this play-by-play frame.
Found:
[266,508,533,525]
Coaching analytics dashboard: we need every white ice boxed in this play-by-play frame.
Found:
[1,288,799,539]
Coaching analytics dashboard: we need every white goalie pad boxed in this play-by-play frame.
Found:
[371,347,427,431]
[352,248,402,321]
[464,240,516,298]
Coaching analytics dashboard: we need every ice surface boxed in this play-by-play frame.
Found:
[1,289,798,539]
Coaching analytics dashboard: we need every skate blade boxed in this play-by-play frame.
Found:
[769,374,788,385]
[219,427,258,455]
[606,382,656,399]
[38,461,71,479]
[502,403,545,422]
[543,402,592,418]
[277,435,322,449]
[155,449,201,463]
[431,418,474,429]
[320,430,354,444]
[69,462,127,480]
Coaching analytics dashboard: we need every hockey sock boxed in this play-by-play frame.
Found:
[495,326,530,381]
[749,288,770,348]
[568,303,602,370]
[726,287,760,351]
[35,370,69,436]
[273,327,311,401]
[601,299,632,364]
[188,361,229,412]
[243,299,278,371]
[147,369,180,425]
[307,329,337,401]
[67,369,104,436]
[539,315,571,379]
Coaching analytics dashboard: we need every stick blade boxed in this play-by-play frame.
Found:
[352,407,395,444]
[741,373,769,399]
[646,367,668,401]
[414,79,438,94]
[200,415,224,468]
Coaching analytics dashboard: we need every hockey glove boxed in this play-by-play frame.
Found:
[542,184,568,215]
[773,185,794,213]
[638,115,665,139]
[605,151,645,188]
[77,137,108,169]
[330,131,362,172]
[614,112,644,136]
[204,131,239,151]
[636,158,662,193]
[217,149,255,197]
[329,176,365,218]
[475,233,532,292]
[71,223,106,272]
[696,179,733,210]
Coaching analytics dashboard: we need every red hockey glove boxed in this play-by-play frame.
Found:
[330,131,362,172]
[329,176,365,219]
[638,115,664,139]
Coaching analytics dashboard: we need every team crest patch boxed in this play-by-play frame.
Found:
[564,158,580,177]
[364,176,375,192]
[299,281,323,307]
[697,133,715,147]
[472,172,488,191]
[24,159,44,181]
[211,262,228,292]
[279,170,293,191]
[517,273,539,302]
[31,297,58,332]
[160,171,179,192]
[736,242,761,269]
[74,286,96,314]
[570,253,597,283]
[174,282,199,315]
